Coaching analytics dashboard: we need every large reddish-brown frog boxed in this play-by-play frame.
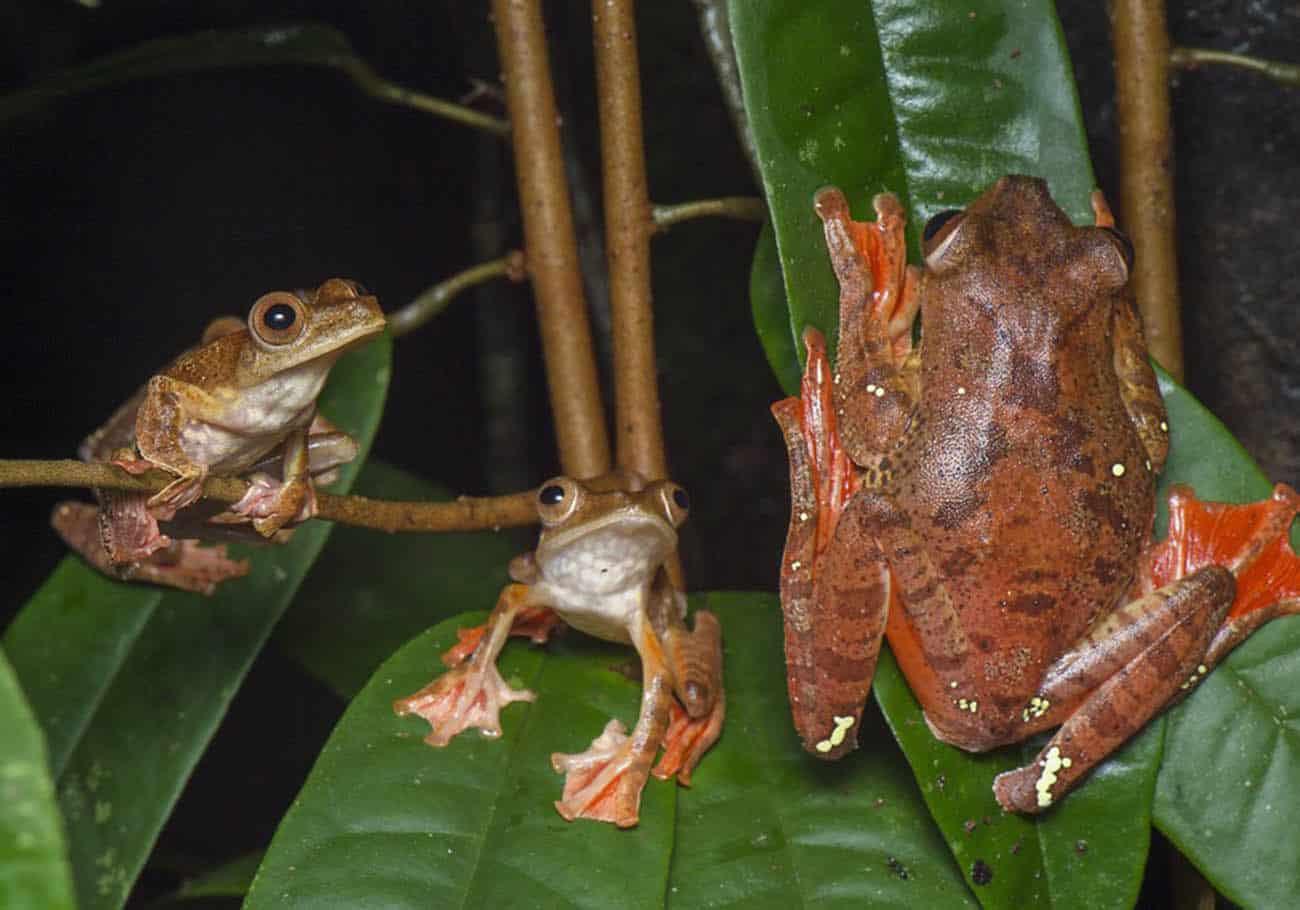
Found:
[773,175,1300,812]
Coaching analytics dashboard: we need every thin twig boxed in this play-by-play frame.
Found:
[653,196,766,231]
[492,0,611,480]
[1171,46,1300,86]
[335,56,510,135]
[388,251,526,338]
[1,459,537,533]
[1112,0,1185,381]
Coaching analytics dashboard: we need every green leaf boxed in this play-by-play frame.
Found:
[731,0,1094,369]
[0,647,76,910]
[275,460,517,699]
[750,224,802,397]
[1151,372,1300,908]
[0,25,359,123]
[248,594,974,907]
[733,1,1146,904]
[171,850,261,900]
[3,334,390,910]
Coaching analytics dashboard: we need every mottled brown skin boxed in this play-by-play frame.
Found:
[773,176,1259,813]
[393,471,724,828]
[52,279,383,593]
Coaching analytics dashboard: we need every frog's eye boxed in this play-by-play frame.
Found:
[659,483,690,526]
[1100,227,1135,274]
[922,209,964,263]
[249,292,307,346]
[536,476,581,525]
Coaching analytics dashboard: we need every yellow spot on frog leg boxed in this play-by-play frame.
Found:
[866,383,877,393]
[791,560,802,571]
[1160,421,1169,432]
[949,681,959,689]
[874,387,885,398]
[957,386,967,396]
[799,511,809,522]
[1035,745,1067,808]
[1112,463,1126,477]
[815,715,856,752]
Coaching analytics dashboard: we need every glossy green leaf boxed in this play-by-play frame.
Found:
[171,850,261,901]
[248,594,974,907]
[0,25,358,123]
[275,460,517,700]
[3,335,390,910]
[750,224,802,397]
[732,1,1150,904]
[0,647,76,910]
[731,0,1094,369]
[1151,372,1300,908]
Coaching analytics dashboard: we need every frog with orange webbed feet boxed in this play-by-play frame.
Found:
[773,176,1300,812]
[394,471,725,827]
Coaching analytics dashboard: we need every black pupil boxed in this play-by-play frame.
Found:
[922,209,961,243]
[539,485,565,506]
[263,303,297,332]
[673,488,690,510]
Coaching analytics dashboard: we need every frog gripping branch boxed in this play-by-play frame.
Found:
[773,175,1300,814]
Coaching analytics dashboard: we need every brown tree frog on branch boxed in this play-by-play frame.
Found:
[395,471,725,828]
[773,175,1300,813]
[54,278,385,594]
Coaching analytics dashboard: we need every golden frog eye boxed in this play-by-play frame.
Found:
[658,483,690,527]
[249,291,307,346]
[536,476,581,526]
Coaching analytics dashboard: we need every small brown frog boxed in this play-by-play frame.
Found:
[54,278,385,593]
[394,472,725,827]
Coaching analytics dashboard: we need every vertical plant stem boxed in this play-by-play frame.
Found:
[1111,0,1185,381]
[492,0,611,479]
[592,0,684,589]
[592,0,668,483]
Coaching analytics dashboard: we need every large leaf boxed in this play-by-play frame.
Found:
[731,0,1095,373]
[275,460,517,700]
[735,4,1300,907]
[3,334,391,910]
[0,647,76,910]
[1151,374,1300,908]
[731,2,1147,905]
[248,594,975,907]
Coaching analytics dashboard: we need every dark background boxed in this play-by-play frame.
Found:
[1,1,1295,904]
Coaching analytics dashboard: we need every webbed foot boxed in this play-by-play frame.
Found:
[551,719,649,828]
[394,663,535,747]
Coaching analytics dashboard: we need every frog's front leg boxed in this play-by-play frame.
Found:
[551,617,674,828]
[393,584,538,746]
[993,566,1235,813]
[134,375,213,519]
[231,426,314,537]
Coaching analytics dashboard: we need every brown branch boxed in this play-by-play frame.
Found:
[652,196,766,231]
[334,56,511,136]
[1112,0,1185,382]
[492,0,611,480]
[385,197,764,338]
[2,460,538,533]
[388,251,526,338]
[593,0,666,484]
[1171,46,1300,87]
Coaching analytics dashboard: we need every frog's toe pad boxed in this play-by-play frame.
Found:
[992,764,1052,815]
[653,697,724,786]
[552,720,645,828]
[393,664,535,748]
[131,541,250,595]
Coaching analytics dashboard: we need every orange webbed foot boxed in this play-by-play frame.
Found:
[394,663,535,748]
[551,719,647,828]
[651,697,725,787]
[1144,483,1300,620]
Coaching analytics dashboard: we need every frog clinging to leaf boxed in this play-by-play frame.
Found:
[773,175,1300,812]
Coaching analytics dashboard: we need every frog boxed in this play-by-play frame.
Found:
[52,278,385,594]
[772,175,1300,813]
[394,471,725,828]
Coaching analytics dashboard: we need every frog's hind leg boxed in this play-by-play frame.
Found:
[996,483,1300,813]
[551,617,675,827]
[994,565,1235,813]
[653,606,725,786]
